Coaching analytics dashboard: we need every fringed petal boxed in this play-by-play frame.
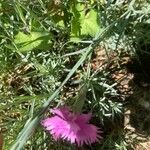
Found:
[41,106,103,146]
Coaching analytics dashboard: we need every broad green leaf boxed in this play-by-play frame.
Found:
[80,9,101,37]
[70,3,101,42]
[14,31,52,52]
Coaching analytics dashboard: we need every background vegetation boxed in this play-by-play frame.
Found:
[0,0,150,149]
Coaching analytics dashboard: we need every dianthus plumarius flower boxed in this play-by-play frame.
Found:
[41,106,102,146]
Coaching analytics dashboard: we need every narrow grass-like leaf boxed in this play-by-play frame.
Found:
[13,0,27,25]
[11,40,93,150]
[11,17,124,149]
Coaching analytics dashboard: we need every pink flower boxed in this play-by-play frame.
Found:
[41,106,102,146]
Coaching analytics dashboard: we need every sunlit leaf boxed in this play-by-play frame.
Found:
[14,31,52,52]
[80,9,101,37]
[70,3,101,42]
